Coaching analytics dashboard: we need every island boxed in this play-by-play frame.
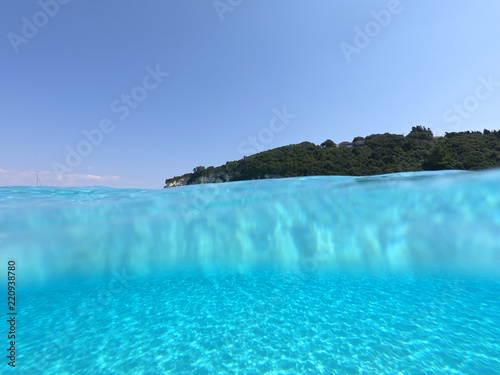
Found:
[164,127,500,188]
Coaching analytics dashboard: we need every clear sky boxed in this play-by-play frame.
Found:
[1,0,500,188]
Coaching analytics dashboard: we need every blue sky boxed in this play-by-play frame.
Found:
[1,0,500,188]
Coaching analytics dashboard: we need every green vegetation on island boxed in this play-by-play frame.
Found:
[164,127,500,187]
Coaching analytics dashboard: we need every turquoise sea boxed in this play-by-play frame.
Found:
[1,170,500,374]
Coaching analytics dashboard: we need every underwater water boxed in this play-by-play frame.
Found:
[1,169,500,374]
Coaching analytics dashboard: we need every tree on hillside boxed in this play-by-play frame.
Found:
[407,125,433,139]
[320,139,336,148]
[422,144,452,170]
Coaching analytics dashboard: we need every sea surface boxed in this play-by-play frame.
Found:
[1,170,499,374]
